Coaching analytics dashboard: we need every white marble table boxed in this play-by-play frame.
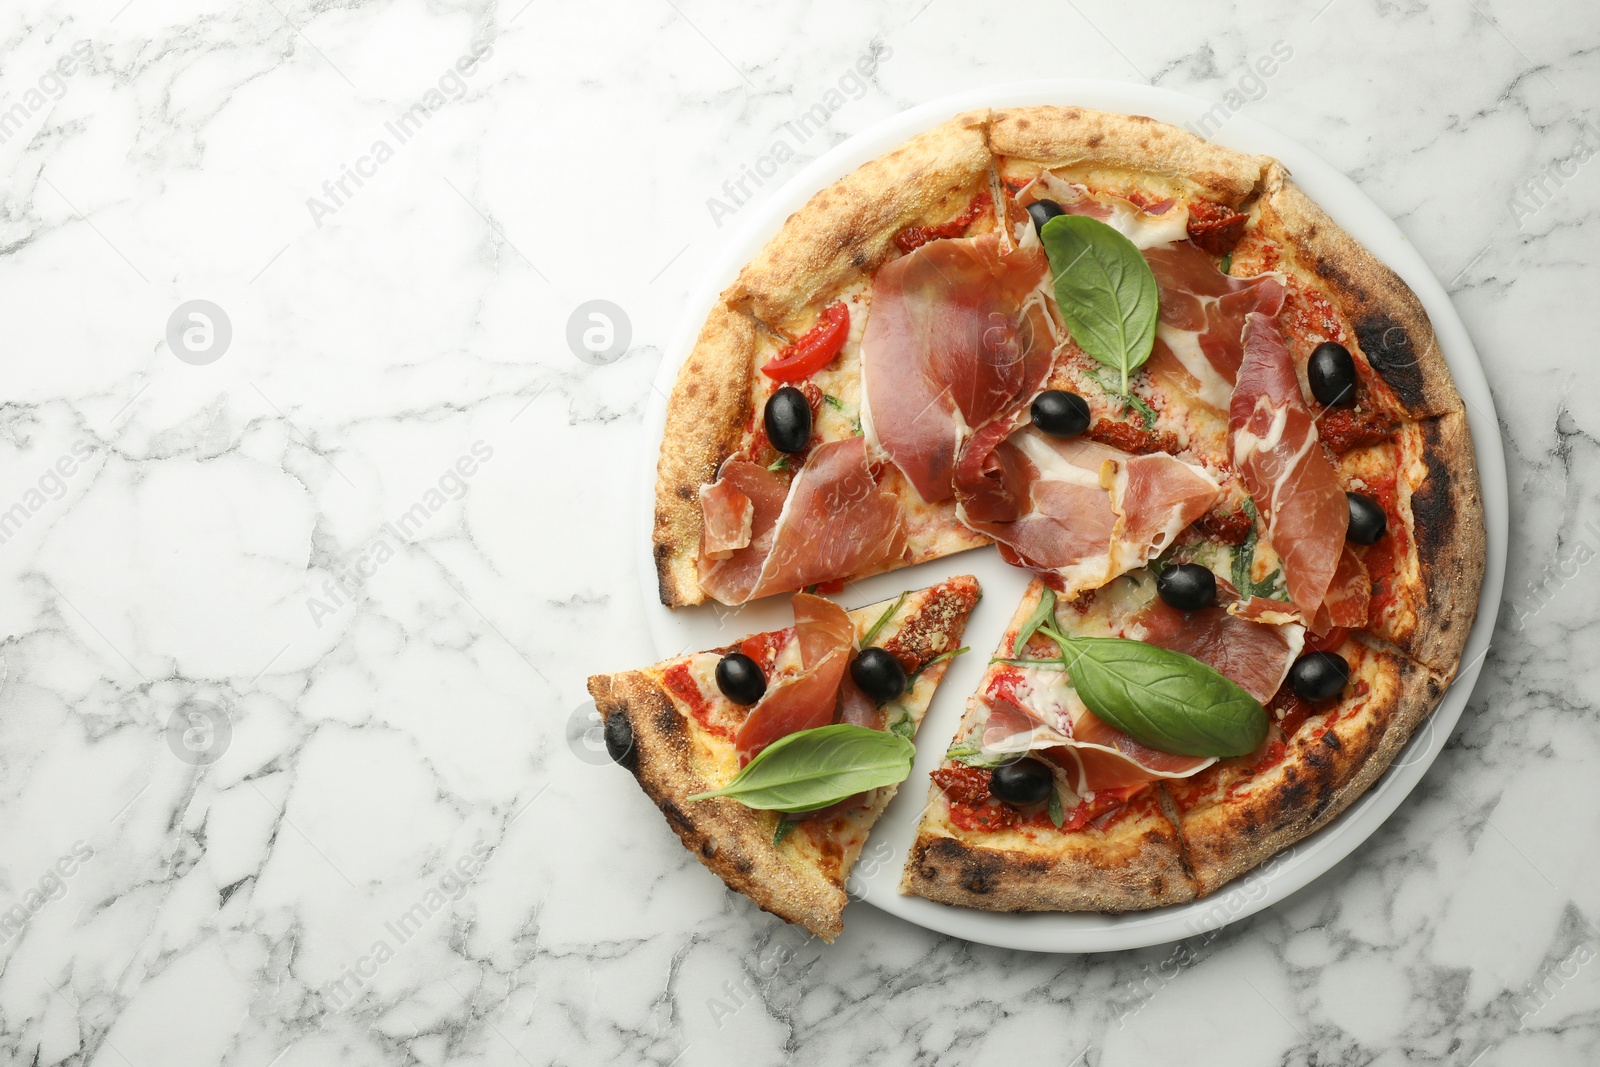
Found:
[0,1,1595,1064]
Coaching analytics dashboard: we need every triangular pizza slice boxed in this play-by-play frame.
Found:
[588,576,979,941]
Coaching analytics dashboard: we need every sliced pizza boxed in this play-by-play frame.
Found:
[588,576,979,941]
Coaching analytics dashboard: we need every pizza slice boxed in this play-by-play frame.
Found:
[901,579,1198,911]
[587,575,979,941]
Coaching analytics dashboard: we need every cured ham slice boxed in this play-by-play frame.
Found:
[734,593,853,763]
[957,431,1219,597]
[860,234,1055,505]
[1132,591,1304,704]
[980,670,1212,794]
[697,438,906,605]
[698,480,754,559]
[696,460,792,602]
[1231,313,1349,618]
[1011,172,1190,250]
[1145,241,1286,409]
[1313,546,1371,633]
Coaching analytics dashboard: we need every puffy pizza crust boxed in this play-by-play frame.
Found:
[723,111,997,334]
[588,580,979,941]
[654,303,760,607]
[1171,637,1447,895]
[1254,162,1464,420]
[988,105,1271,206]
[900,792,1196,912]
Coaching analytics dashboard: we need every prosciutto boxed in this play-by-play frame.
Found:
[957,431,1219,596]
[1145,241,1286,409]
[981,670,1212,794]
[734,593,853,763]
[1231,313,1349,618]
[860,234,1055,505]
[1313,546,1372,633]
[697,438,906,606]
[1011,172,1191,250]
[1132,587,1304,704]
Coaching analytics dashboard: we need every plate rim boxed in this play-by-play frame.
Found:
[632,79,1508,953]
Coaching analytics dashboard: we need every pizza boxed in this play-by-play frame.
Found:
[587,576,979,941]
[606,104,1484,932]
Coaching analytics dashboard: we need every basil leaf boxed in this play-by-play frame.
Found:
[1012,586,1058,657]
[1048,787,1064,828]
[990,656,1067,670]
[1125,391,1158,431]
[889,712,915,741]
[1220,252,1233,275]
[767,455,789,472]
[823,393,846,412]
[1037,627,1266,758]
[772,818,797,846]
[687,723,915,812]
[1040,215,1159,394]
[860,591,907,648]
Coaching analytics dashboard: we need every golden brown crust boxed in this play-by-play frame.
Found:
[900,800,1195,912]
[1400,410,1487,679]
[988,106,1271,205]
[723,111,996,333]
[1256,162,1463,419]
[653,303,758,608]
[588,669,851,940]
[1175,642,1443,895]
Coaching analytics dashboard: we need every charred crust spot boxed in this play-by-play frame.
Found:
[675,485,694,501]
[1321,731,1344,753]
[683,382,700,399]
[851,251,868,268]
[1355,313,1428,409]
[663,800,694,834]
[1087,133,1104,148]
[653,704,684,739]
[1408,420,1456,559]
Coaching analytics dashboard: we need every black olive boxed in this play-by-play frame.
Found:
[1157,563,1218,611]
[1289,651,1350,701]
[604,712,636,769]
[1346,492,1387,545]
[1308,342,1357,407]
[1031,389,1091,438]
[850,647,907,703]
[990,757,1054,806]
[1026,198,1066,237]
[715,652,766,705]
[764,387,812,455]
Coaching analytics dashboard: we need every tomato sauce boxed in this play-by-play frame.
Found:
[1319,408,1394,453]
[661,661,735,741]
[893,192,993,254]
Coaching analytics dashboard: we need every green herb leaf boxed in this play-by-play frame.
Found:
[767,455,790,472]
[823,393,846,412]
[1232,497,1260,598]
[1036,627,1266,758]
[1040,215,1159,395]
[989,656,1068,670]
[1012,586,1058,657]
[687,723,915,812]
[1048,787,1064,828]
[772,818,797,846]
[946,739,1014,769]
[889,714,915,741]
[1125,391,1158,431]
[914,645,969,678]
[1220,252,1233,275]
[860,591,907,648]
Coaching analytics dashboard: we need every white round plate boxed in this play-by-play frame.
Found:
[635,81,1508,953]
